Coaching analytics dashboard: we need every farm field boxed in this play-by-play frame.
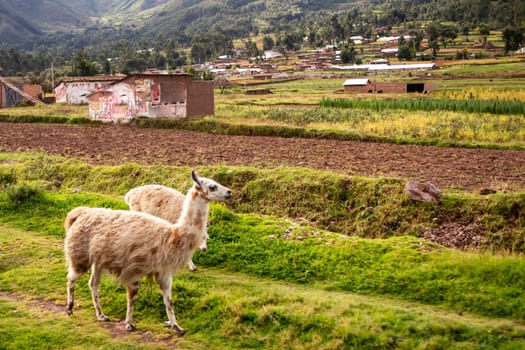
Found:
[0,59,525,349]
[0,123,524,193]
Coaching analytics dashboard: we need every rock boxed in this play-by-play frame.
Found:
[404,180,441,204]
[479,188,496,195]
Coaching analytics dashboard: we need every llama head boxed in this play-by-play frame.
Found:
[191,170,232,202]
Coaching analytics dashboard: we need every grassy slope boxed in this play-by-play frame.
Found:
[2,155,523,252]
[0,155,524,348]
[1,220,524,349]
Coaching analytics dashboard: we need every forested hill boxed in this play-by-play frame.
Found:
[1,0,524,52]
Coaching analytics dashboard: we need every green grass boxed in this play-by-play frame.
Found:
[320,96,525,115]
[2,155,524,253]
[0,159,524,317]
[1,207,524,349]
[1,153,525,348]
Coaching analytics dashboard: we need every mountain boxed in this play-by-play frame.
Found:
[0,0,360,49]
[1,0,524,51]
[0,2,41,43]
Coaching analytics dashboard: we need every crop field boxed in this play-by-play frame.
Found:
[0,59,524,349]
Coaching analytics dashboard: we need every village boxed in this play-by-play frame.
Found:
[0,30,510,123]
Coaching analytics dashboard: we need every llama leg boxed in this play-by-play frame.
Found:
[157,273,186,335]
[124,280,140,331]
[187,259,197,272]
[188,232,208,272]
[88,265,109,322]
[66,268,83,315]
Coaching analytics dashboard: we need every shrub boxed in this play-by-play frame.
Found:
[0,167,17,189]
[5,183,44,205]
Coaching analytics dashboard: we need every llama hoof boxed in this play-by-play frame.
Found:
[125,323,136,332]
[98,315,110,322]
[174,327,186,336]
[165,323,186,335]
[66,309,73,316]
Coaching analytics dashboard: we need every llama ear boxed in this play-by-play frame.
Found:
[191,170,202,188]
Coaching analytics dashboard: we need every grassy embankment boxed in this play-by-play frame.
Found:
[0,154,524,349]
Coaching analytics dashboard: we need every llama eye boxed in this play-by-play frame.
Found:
[209,185,217,192]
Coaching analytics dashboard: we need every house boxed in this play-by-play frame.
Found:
[263,50,283,59]
[381,48,399,58]
[0,76,43,108]
[252,73,273,80]
[87,73,214,122]
[22,84,44,101]
[54,75,124,104]
[343,79,435,94]
[342,79,373,93]
[331,62,437,72]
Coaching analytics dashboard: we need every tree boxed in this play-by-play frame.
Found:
[277,32,303,51]
[398,43,415,61]
[103,59,111,74]
[426,22,443,57]
[244,40,259,57]
[502,27,524,54]
[262,36,274,51]
[190,33,233,63]
[340,46,356,64]
[479,24,490,48]
[214,77,232,94]
[327,14,344,42]
[70,48,98,76]
[479,24,490,36]
[439,24,458,48]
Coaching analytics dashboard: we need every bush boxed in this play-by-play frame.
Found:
[0,167,17,189]
[5,183,44,205]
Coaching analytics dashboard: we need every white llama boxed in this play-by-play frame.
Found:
[124,184,208,271]
[64,170,231,334]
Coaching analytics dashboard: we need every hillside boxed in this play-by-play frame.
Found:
[1,0,524,66]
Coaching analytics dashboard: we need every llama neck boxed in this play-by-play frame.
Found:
[177,186,209,237]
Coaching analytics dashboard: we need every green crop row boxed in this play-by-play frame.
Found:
[320,96,525,115]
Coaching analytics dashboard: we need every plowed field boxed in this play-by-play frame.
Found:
[1,123,524,193]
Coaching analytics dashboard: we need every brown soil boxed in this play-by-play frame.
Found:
[1,123,524,193]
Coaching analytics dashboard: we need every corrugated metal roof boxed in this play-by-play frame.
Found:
[343,79,370,86]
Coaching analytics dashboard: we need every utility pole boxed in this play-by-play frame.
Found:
[51,62,55,91]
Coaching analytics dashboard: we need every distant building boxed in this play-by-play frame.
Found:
[342,79,372,93]
[22,84,44,101]
[87,73,214,123]
[381,48,399,58]
[0,77,43,108]
[263,50,283,59]
[343,79,436,94]
[54,75,124,104]
[331,62,437,72]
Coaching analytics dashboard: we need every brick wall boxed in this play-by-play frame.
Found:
[186,81,214,117]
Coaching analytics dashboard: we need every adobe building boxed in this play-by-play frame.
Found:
[0,76,43,108]
[87,73,214,122]
[54,75,124,104]
[343,79,435,94]
[22,84,44,101]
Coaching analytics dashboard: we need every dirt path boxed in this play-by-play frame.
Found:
[1,123,524,192]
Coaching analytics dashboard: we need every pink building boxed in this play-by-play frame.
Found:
[54,76,123,104]
[87,73,214,122]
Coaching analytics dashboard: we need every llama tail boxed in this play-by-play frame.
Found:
[124,189,135,208]
[64,206,89,232]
